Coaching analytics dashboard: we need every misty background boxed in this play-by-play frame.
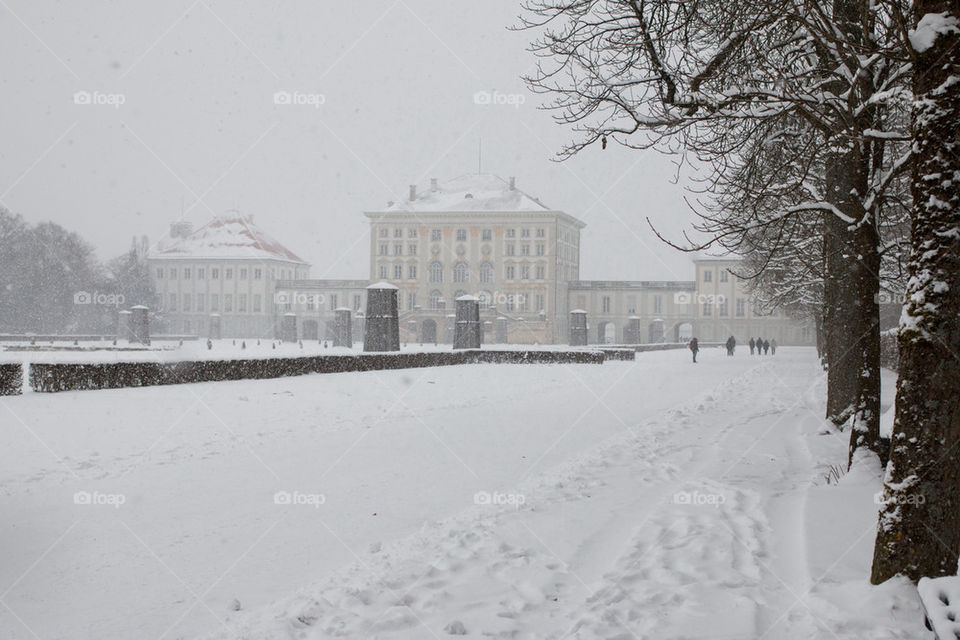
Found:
[0,0,700,282]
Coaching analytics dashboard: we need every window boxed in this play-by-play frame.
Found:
[506,228,515,238]
[224,294,233,312]
[521,245,530,256]
[535,294,544,311]
[379,265,388,279]
[653,295,662,314]
[429,290,444,309]
[479,291,492,309]
[183,294,191,311]
[536,244,545,256]
[394,244,402,256]
[170,268,177,279]
[536,265,545,280]
[379,244,388,256]
[226,268,233,280]
[254,268,262,280]
[456,229,467,242]
[720,271,728,282]
[306,296,315,311]
[196,294,205,312]
[197,268,205,279]
[703,301,712,316]
[212,268,219,279]
[506,296,515,312]
[521,265,530,280]
[408,265,417,279]
[521,228,530,238]
[239,294,247,312]
[408,293,417,310]
[505,265,515,280]
[453,261,469,283]
[429,261,443,283]
[480,262,494,283]
[330,294,338,310]
[602,296,611,313]
[409,228,418,238]
[353,294,362,311]
[408,244,417,256]
[703,270,712,282]
[210,294,219,311]
[394,228,402,238]
[506,244,515,256]
[394,264,403,279]
[736,298,746,317]
[156,268,163,279]
[482,229,492,241]
[536,228,545,237]
[719,298,728,316]
[169,293,177,310]
[379,228,388,238]
[253,294,261,312]
[240,268,247,280]
[184,268,191,279]
[431,229,442,242]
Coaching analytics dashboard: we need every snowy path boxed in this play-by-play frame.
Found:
[0,348,920,638]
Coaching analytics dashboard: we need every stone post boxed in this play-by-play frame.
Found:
[117,310,133,342]
[445,314,456,344]
[281,313,297,342]
[569,309,588,346]
[406,319,418,344]
[363,282,400,352]
[495,316,508,344]
[130,305,150,345]
[453,295,481,349]
[208,313,222,340]
[334,308,352,347]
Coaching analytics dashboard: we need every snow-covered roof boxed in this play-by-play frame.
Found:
[154,213,308,264]
[377,174,551,213]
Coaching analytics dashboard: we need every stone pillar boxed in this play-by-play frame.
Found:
[407,319,418,344]
[569,310,588,346]
[130,305,150,345]
[495,316,508,344]
[117,310,133,342]
[444,314,456,344]
[649,318,665,343]
[453,295,481,349]
[208,313,222,340]
[281,313,297,342]
[363,283,400,352]
[334,308,352,348]
[625,316,641,344]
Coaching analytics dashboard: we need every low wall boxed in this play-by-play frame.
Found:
[27,349,605,393]
[604,342,723,352]
[0,363,22,396]
[598,348,636,361]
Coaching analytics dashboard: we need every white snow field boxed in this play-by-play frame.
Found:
[0,347,921,639]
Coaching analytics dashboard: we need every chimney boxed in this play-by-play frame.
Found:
[409,184,417,201]
[430,178,438,192]
[509,176,516,190]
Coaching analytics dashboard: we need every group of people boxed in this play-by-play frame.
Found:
[688,335,778,362]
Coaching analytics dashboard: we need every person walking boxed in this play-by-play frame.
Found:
[763,339,770,355]
[770,338,777,355]
[756,337,764,355]
[689,337,700,363]
[726,335,736,356]
[749,337,756,355]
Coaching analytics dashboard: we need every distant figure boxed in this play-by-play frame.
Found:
[756,338,764,355]
[771,339,778,355]
[763,339,770,355]
[749,337,756,355]
[726,335,736,356]
[689,337,700,363]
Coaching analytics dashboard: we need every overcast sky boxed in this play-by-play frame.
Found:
[0,0,703,282]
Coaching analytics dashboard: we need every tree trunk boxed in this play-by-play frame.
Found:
[871,0,960,583]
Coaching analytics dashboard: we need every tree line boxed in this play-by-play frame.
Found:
[519,0,959,583]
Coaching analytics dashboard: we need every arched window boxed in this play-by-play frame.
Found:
[453,261,469,283]
[454,289,468,301]
[479,262,494,283]
[429,290,444,309]
[478,291,493,309]
[428,261,443,283]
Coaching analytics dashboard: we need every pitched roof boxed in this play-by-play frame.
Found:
[377,174,551,213]
[154,213,308,264]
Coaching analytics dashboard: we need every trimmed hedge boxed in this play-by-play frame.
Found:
[28,349,604,393]
[598,348,636,361]
[0,363,22,396]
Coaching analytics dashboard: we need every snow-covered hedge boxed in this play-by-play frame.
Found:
[28,349,605,393]
[0,363,22,396]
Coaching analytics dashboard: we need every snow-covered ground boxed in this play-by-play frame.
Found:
[0,347,921,638]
